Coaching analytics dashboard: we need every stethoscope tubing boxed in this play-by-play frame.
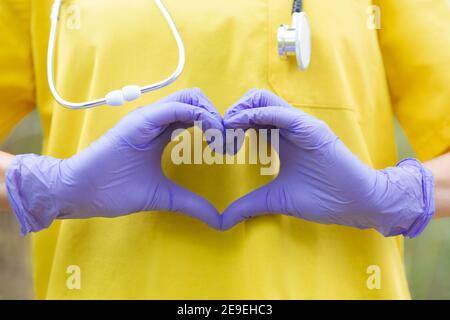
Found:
[47,0,186,109]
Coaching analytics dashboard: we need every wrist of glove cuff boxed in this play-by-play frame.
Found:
[374,158,435,238]
[397,158,435,238]
[6,154,62,236]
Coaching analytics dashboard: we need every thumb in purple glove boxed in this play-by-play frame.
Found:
[221,89,435,238]
[6,88,223,235]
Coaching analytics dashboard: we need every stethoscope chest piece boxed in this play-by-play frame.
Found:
[277,11,311,71]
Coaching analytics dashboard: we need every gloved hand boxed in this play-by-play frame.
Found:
[222,89,435,238]
[6,89,223,235]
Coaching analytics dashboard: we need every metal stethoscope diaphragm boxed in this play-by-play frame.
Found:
[277,0,311,71]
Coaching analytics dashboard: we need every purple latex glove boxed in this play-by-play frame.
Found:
[222,89,435,238]
[6,89,223,235]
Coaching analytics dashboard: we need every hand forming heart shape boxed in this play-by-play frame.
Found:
[97,87,372,233]
[151,87,345,232]
[8,87,432,238]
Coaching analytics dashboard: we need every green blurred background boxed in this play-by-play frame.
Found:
[0,112,449,299]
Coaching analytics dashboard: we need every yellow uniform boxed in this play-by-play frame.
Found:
[0,0,449,299]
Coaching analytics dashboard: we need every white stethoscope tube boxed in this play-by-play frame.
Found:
[47,0,186,109]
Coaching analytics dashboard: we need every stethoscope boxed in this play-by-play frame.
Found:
[47,0,311,109]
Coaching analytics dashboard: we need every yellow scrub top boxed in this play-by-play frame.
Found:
[1,0,449,299]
